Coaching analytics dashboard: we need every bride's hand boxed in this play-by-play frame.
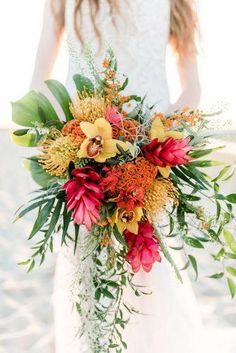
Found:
[170,53,201,113]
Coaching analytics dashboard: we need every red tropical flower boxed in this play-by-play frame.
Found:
[116,186,144,211]
[100,168,122,193]
[142,137,192,167]
[63,167,104,230]
[124,222,161,273]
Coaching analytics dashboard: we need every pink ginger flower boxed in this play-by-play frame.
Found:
[106,106,123,126]
[124,222,161,273]
[142,137,192,167]
[63,167,104,230]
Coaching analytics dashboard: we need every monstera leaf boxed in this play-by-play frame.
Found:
[12,90,60,127]
[45,80,74,121]
[24,157,57,188]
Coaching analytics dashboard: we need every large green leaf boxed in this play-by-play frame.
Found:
[45,80,74,121]
[24,158,56,188]
[12,90,59,127]
[73,74,94,94]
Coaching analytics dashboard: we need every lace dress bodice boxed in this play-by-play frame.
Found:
[65,0,171,111]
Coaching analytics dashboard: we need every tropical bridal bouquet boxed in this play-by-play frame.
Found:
[12,49,236,352]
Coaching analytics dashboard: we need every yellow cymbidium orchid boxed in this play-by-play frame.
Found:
[150,117,183,141]
[111,207,143,235]
[150,117,183,178]
[78,118,128,163]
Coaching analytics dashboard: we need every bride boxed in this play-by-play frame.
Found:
[30,1,207,352]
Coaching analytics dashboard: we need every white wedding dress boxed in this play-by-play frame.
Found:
[53,1,212,352]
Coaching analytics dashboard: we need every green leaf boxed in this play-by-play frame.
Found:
[189,146,225,159]
[121,341,128,350]
[45,80,74,121]
[27,259,35,273]
[189,160,225,168]
[209,272,224,279]
[102,288,115,300]
[159,236,182,283]
[188,255,198,280]
[179,165,210,189]
[74,224,80,255]
[24,158,56,188]
[225,194,236,204]
[29,199,55,239]
[212,248,225,261]
[222,169,235,181]
[223,229,236,254]
[184,237,204,249]
[44,199,63,244]
[12,90,59,127]
[11,130,38,147]
[119,77,128,91]
[116,143,129,157]
[15,198,51,221]
[226,266,236,277]
[113,225,126,246]
[61,205,71,245]
[95,288,102,301]
[172,167,203,189]
[18,259,31,266]
[212,165,232,182]
[227,277,236,298]
[216,201,221,221]
[73,74,94,94]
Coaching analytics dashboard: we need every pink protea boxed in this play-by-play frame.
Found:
[106,106,122,126]
[63,167,104,230]
[142,137,192,167]
[124,222,161,273]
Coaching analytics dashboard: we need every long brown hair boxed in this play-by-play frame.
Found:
[52,0,198,57]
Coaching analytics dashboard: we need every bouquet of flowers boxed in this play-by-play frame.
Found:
[12,49,236,352]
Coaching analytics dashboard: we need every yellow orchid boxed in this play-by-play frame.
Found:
[111,207,143,235]
[149,117,184,178]
[78,118,128,163]
[150,117,184,141]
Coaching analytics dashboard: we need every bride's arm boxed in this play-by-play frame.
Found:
[170,53,201,111]
[30,0,64,91]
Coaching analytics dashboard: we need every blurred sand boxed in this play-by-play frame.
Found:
[0,129,236,353]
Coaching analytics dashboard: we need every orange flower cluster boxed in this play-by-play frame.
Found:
[112,119,140,142]
[156,109,202,129]
[112,157,158,193]
[62,120,85,146]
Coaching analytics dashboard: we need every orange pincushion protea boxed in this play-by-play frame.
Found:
[70,94,107,123]
[112,119,140,142]
[112,157,158,193]
[62,120,86,146]
[144,178,178,219]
